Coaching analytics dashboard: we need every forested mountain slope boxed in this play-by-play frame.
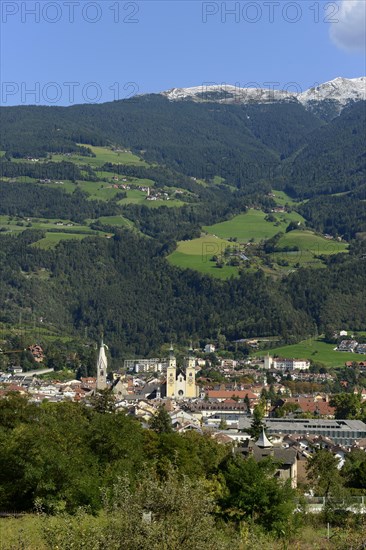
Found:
[0,89,365,358]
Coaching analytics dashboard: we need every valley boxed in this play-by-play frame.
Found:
[0,82,364,359]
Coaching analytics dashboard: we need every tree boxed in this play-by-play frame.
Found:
[149,405,173,434]
[342,449,366,489]
[306,449,344,498]
[218,418,228,430]
[244,394,251,413]
[329,393,362,419]
[221,455,297,536]
[42,466,240,550]
[248,403,265,439]
[90,389,116,414]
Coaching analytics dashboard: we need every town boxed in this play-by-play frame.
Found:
[2,336,366,494]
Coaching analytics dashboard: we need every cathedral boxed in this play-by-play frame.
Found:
[164,345,199,399]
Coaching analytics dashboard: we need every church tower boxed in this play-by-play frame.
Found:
[96,338,108,390]
[185,343,197,398]
[166,344,176,398]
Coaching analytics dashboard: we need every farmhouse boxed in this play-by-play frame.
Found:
[337,340,358,352]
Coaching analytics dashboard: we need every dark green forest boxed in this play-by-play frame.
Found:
[0,227,365,360]
[1,96,364,195]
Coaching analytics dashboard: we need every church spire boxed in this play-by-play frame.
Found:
[256,427,273,449]
[96,338,108,390]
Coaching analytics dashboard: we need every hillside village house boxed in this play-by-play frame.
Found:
[337,340,358,352]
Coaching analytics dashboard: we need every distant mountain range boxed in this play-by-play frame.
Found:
[1,76,365,198]
[161,77,366,118]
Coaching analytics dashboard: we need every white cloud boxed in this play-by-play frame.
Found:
[329,0,366,52]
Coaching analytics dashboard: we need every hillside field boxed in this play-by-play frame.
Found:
[271,230,348,268]
[203,209,305,243]
[171,210,348,278]
[259,337,358,368]
[168,235,240,279]
[52,144,147,168]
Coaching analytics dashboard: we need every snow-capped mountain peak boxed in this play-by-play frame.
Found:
[298,77,366,106]
[160,77,366,115]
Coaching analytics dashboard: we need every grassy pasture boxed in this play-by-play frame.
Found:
[49,144,146,168]
[168,235,239,279]
[145,198,186,208]
[271,189,298,206]
[271,230,348,268]
[0,216,107,248]
[260,337,357,367]
[97,215,135,229]
[0,216,99,234]
[204,209,305,243]
[32,232,97,249]
[117,190,185,208]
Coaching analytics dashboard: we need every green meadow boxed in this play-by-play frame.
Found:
[50,144,146,168]
[203,209,305,243]
[0,216,108,249]
[118,190,185,208]
[260,337,357,368]
[168,235,239,279]
[97,215,134,228]
[0,216,90,233]
[271,189,299,207]
[32,232,93,249]
[272,230,348,268]
[170,208,348,278]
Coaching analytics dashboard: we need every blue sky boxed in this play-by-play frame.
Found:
[1,0,365,105]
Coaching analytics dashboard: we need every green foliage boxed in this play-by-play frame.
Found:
[298,195,366,240]
[284,102,366,197]
[149,405,173,434]
[0,181,118,223]
[248,403,265,439]
[342,450,366,489]
[306,449,344,499]
[41,467,240,550]
[0,230,320,359]
[221,456,297,536]
[90,389,116,414]
[329,394,362,419]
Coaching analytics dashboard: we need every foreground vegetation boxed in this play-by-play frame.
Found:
[2,510,366,549]
[0,391,366,550]
[0,396,366,549]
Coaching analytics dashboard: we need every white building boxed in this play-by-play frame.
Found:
[264,355,310,371]
[204,344,216,353]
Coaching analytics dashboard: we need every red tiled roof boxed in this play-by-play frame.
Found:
[284,397,335,416]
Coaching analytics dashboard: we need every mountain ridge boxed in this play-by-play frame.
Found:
[161,76,366,117]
